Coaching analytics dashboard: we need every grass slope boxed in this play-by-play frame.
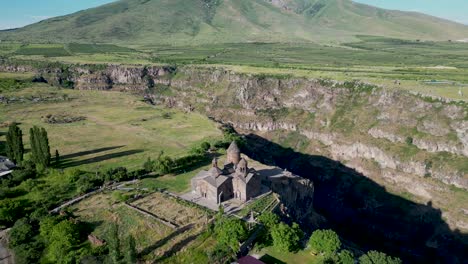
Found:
[1,0,467,45]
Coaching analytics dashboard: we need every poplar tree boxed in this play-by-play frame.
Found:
[6,122,24,164]
[29,126,50,168]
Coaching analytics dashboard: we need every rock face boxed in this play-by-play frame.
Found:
[2,62,466,189]
[2,61,467,262]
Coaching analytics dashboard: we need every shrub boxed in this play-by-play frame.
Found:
[308,229,341,254]
[405,137,413,145]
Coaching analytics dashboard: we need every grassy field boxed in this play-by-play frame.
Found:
[0,84,222,171]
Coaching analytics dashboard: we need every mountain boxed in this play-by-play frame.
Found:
[1,0,468,45]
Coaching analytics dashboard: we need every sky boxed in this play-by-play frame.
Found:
[353,0,468,25]
[0,0,116,30]
[0,0,467,30]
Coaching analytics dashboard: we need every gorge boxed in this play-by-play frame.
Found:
[1,60,467,262]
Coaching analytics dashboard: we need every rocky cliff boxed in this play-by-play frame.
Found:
[2,64,467,204]
[1,61,467,262]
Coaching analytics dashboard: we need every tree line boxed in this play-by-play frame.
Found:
[6,122,53,169]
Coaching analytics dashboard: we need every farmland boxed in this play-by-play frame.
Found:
[1,37,468,100]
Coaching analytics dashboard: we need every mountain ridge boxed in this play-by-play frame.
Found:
[1,0,467,45]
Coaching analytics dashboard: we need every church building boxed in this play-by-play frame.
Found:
[190,141,262,204]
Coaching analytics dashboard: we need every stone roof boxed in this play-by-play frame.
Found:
[238,158,248,169]
[0,156,15,177]
[227,141,240,153]
[203,174,231,188]
[208,166,223,177]
[0,156,15,171]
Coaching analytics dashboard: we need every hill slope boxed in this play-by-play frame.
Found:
[1,0,468,45]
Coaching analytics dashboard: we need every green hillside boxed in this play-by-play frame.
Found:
[0,0,468,45]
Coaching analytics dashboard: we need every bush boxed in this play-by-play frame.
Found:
[359,250,402,264]
[308,229,341,254]
[405,137,413,145]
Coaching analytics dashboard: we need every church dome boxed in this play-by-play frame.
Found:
[227,141,240,154]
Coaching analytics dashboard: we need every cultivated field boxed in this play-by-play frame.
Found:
[2,37,468,100]
[70,190,213,262]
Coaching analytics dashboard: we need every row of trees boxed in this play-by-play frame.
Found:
[5,123,51,169]
[256,212,402,264]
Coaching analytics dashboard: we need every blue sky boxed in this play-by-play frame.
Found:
[353,0,468,25]
[0,0,467,30]
[0,0,115,30]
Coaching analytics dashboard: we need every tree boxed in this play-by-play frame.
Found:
[338,250,355,264]
[9,218,33,247]
[55,149,60,166]
[6,122,24,164]
[154,151,174,174]
[308,229,341,255]
[271,222,303,252]
[29,126,50,169]
[45,220,80,263]
[12,239,43,264]
[359,250,402,264]
[258,211,279,230]
[143,157,155,172]
[124,235,137,264]
[215,217,248,253]
[0,199,29,225]
[108,223,121,263]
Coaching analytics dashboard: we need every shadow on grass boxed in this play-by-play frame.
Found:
[242,133,468,263]
[259,254,287,264]
[59,149,144,168]
[60,146,125,160]
[139,224,194,258]
[152,231,200,263]
[78,220,105,241]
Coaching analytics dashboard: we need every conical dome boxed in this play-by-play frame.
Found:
[226,141,241,165]
[227,141,240,153]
